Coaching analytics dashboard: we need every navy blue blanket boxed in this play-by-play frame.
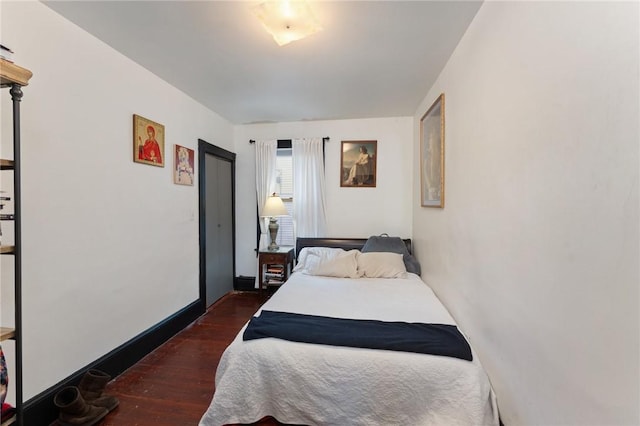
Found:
[243,310,472,361]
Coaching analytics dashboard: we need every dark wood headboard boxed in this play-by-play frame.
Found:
[295,237,412,259]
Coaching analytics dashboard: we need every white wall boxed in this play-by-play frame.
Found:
[0,1,234,400]
[412,2,639,425]
[234,117,413,277]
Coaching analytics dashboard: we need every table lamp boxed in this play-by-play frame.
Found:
[262,193,288,251]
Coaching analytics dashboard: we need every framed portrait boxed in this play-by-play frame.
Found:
[340,140,377,188]
[174,144,195,186]
[133,114,165,167]
[420,93,445,207]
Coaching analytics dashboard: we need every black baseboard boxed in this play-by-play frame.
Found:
[23,300,203,425]
[234,275,257,291]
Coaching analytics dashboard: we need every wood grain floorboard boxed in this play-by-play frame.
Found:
[95,291,281,426]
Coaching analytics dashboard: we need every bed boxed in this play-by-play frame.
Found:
[199,237,498,426]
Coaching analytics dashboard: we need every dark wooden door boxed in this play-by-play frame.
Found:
[199,140,235,308]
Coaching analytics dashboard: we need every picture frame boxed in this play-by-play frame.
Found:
[133,114,165,167]
[340,140,377,187]
[174,144,195,186]
[420,93,445,207]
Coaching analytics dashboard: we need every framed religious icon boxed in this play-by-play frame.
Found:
[133,114,165,167]
[340,140,377,187]
[174,144,195,186]
[420,93,445,207]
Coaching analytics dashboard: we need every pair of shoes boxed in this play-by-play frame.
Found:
[54,369,119,426]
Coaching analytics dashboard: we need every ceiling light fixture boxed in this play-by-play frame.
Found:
[252,1,322,46]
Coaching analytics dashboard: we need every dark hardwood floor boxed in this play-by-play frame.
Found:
[98,291,269,426]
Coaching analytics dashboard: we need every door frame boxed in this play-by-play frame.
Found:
[198,139,236,311]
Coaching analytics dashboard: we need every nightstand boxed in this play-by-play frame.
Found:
[258,246,295,293]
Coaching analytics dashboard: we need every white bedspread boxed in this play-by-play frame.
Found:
[199,273,498,426]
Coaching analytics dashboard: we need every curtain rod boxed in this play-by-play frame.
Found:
[249,137,330,144]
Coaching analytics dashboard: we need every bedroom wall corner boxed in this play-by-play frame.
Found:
[411,2,639,425]
[0,1,234,402]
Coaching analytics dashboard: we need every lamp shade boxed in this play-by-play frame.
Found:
[262,193,288,217]
[252,1,322,46]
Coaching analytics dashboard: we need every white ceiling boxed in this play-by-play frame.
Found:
[45,1,482,125]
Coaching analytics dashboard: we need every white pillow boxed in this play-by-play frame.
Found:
[308,250,361,278]
[357,252,407,278]
[294,247,347,273]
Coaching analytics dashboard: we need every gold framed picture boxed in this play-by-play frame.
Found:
[340,140,377,187]
[174,144,195,186]
[420,93,445,207]
[133,114,165,167]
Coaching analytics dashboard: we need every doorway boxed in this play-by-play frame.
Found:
[198,139,236,308]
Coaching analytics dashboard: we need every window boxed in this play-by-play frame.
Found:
[256,138,326,250]
[274,147,295,246]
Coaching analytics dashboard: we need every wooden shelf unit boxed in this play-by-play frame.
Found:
[0,56,31,426]
[1,416,17,426]
[258,247,295,293]
[0,245,15,254]
[0,159,14,170]
[0,60,32,87]
[0,327,15,341]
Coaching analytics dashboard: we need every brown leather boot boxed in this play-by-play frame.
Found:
[54,386,108,426]
[78,369,119,412]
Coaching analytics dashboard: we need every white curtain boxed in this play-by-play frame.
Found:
[292,138,327,238]
[255,140,278,251]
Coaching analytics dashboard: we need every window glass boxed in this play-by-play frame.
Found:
[274,148,295,246]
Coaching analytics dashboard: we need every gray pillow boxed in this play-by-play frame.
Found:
[361,235,421,276]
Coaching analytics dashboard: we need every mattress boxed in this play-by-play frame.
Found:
[199,272,498,426]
